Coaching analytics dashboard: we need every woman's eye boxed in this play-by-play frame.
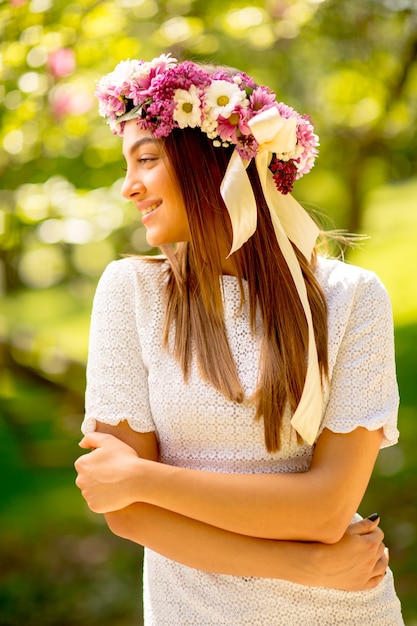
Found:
[137,156,158,164]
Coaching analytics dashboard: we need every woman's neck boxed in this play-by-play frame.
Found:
[221,254,239,277]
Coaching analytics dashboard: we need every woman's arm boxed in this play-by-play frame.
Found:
[94,419,159,461]
[138,426,383,543]
[75,421,387,591]
[106,503,387,591]
[76,426,383,543]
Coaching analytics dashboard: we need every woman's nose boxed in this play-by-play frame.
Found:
[121,173,146,200]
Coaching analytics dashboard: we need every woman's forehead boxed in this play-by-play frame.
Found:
[122,122,161,156]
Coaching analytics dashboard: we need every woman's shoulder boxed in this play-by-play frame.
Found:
[94,255,169,305]
[315,255,391,310]
[100,255,168,284]
[315,255,385,288]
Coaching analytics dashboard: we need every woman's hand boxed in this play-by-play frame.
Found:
[75,432,144,513]
[313,515,388,591]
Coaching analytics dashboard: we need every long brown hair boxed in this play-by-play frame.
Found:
[159,127,328,452]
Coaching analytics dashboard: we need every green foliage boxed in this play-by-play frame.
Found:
[1,0,416,623]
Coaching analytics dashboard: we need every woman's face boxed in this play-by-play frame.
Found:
[121,120,191,247]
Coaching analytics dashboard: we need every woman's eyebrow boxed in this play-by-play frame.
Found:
[124,137,160,158]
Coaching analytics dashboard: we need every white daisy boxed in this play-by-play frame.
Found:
[149,53,178,70]
[102,59,142,90]
[205,80,246,120]
[173,85,202,128]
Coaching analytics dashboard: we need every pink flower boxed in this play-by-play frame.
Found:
[249,87,276,114]
[127,82,146,106]
[236,72,256,90]
[295,116,319,175]
[217,106,251,144]
[48,48,76,78]
[236,134,259,160]
[50,84,94,119]
[276,101,298,120]
[212,69,235,82]
[96,89,127,121]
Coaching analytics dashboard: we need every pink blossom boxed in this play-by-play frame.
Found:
[235,134,259,160]
[50,84,94,119]
[217,106,251,143]
[127,83,147,106]
[237,72,256,89]
[249,87,276,114]
[276,101,298,120]
[48,48,76,78]
[212,69,235,82]
[295,116,319,176]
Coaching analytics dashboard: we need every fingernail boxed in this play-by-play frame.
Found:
[367,513,380,521]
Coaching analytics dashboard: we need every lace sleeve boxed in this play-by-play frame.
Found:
[321,268,399,448]
[81,260,155,435]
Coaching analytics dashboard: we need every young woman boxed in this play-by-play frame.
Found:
[75,55,403,624]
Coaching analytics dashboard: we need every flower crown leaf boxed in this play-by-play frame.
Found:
[95,54,319,194]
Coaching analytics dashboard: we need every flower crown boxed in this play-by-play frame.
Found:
[95,54,319,195]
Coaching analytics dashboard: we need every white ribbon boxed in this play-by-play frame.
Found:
[220,106,322,445]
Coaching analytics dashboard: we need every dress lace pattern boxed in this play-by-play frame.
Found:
[82,256,403,625]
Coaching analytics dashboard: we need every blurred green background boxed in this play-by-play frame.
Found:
[1,0,416,624]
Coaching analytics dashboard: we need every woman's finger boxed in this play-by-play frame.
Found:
[78,431,115,449]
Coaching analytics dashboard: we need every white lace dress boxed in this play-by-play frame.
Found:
[82,256,404,625]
